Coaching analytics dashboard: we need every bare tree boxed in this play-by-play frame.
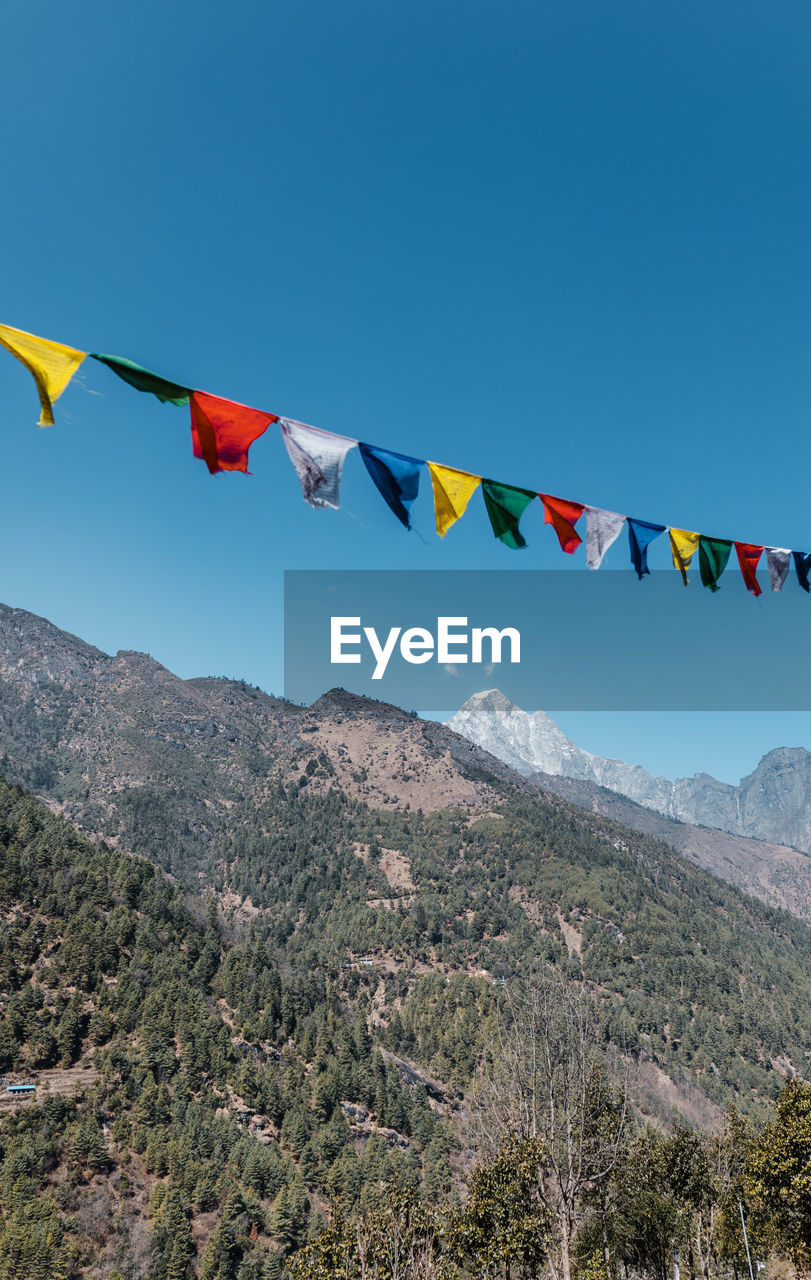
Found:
[471,973,629,1280]
[291,1196,450,1280]
[356,1205,446,1280]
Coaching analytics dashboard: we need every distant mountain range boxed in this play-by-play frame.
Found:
[447,689,811,854]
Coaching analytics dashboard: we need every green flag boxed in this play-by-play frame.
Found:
[91,353,191,406]
[699,536,732,591]
[481,480,537,549]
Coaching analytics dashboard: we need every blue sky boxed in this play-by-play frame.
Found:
[2,0,811,783]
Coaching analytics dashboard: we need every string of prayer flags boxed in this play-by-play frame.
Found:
[735,543,764,597]
[669,528,701,585]
[0,323,86,426]
[541,495,584,554]
[2,319,810,593]
[585,508,626,569]
[190,391,278,474]
[428,463,482,537]
[766,548,792,592]
[281,418,357,509]
[628,518,666,579]
[359,443,423,529]
[793,551,811,593]
[481,480,537,550]
[91,353,190,406]
[699,536,733,592]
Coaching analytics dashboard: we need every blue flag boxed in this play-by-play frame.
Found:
[359,443,424,529]
[628,518,666,579]
[794,551,811,593]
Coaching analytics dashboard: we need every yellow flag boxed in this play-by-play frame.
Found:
[0,323,86,426]
[428,462,482,537]
[669,527,700,584]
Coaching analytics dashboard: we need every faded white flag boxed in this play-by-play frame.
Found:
[765,547,792,592]
[280,418,357,509]
[585,506,626,569]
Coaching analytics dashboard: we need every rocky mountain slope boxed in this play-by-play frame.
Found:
[0,605,525,883]
[447,690,811,854]
[534,771,811,923]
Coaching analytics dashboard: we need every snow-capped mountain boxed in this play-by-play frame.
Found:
[446,690,811,854]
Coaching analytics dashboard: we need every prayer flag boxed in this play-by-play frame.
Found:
[735,543,764,597]
[91,353,190,405]
[540,494,584,553]
[481,480,536,549]
[280,418,357,508]
[765,547,791,592]
[428,463,481,537]
[669,528,700,585]
[793,551,811,593]
[699,536,732,592]
[190,391,277,474]
[585,507,625,569]
[628,518,666,578]
[0,323,86,426]
[359,443,423,529]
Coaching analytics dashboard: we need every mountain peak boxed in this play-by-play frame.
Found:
[749,745,811,771]
[308,688,416,721]
[457,689,521,715]
[455,688,565,729]
[447,690,583,779]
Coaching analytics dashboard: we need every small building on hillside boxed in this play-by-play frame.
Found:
[6,1084,35,1094]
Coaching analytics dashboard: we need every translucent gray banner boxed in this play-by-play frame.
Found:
[284,570,811,710]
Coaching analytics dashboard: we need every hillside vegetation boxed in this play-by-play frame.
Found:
[0,781,451,1278]
[2,769,811,1276]
[217,778,811,1116]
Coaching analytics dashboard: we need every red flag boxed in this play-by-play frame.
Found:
[190,391,278,474]
[540,494,585,554]
[735,542,764,597]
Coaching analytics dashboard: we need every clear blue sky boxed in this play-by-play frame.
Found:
[2,0,811,783]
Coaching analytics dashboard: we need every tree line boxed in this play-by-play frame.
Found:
[294,978,811,1280]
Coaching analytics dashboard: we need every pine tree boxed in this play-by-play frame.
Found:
[262,1252,283,1280]
[268,1187,296,1253]
[195,1165,220,1212]
[200,1213,241,1280]
[164,1189,194,1280]
[56,1005,83,1066]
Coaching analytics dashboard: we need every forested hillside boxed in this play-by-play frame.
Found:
[4,771,811,1276]
[533,769,811,922]
[0,782,451,1278]
[210,778,811,1118]
[4,780,811,1279]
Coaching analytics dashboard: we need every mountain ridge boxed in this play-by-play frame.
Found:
[447,689,811,855]
[0,604,535,881]
[1,604,810,925]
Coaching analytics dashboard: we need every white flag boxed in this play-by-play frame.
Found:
[280,418,357,509]
[765,547,791,592]
[585,507,626,569]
